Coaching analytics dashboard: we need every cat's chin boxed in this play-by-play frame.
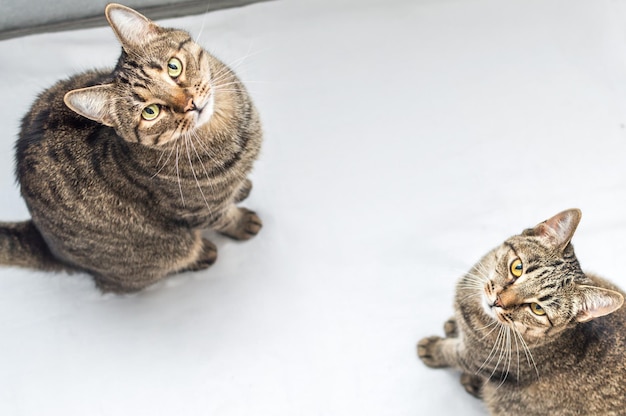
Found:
[194,109,213,130]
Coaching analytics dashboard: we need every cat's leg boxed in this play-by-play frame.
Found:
[444,316,458,337]
[417,336,463,368]
[418,333,485,399]
[234,178,253,203]
[214,205,262,240]
[180,238,217,271]
[460,373,484,399]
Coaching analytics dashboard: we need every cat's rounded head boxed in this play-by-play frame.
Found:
[458,209,623,346]
[63,4,236,147]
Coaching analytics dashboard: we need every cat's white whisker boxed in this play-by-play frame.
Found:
[194,0,213,44]
[188,130,218,194]
[489,326,509,382]
[458,292,483,305]
[474,319,499,333]
[152,139,178,178]
[514,327,539,380]
[174,143,185,206]
[188,130,219,213]
[477,323,505,374]
[183,133,210,211]
[500,327,513,387]
[460,281,485,291]
[511,324,521,382]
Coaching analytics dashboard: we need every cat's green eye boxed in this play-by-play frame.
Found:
[530,302,546,316]
[510,258,523,278]
[141,104,160,121]
[167,58,183,78]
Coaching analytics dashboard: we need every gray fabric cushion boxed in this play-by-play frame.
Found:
[0,0,268,39]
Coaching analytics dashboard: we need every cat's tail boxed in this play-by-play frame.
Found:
[0,221,71,272]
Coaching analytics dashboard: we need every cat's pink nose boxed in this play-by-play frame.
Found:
[184,98,197,112]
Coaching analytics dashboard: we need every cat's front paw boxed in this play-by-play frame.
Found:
[444,317,458,338]
[197,238,218,267]
[220,208,262,241]
[417,336,448,368]
[239,209,263,240]
[184,238,218,271]
[460,373,484,399]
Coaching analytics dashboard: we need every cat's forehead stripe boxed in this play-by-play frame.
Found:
[532,269,551,282]
[177,38,193,51]
[147,61,163,71]
[503,242,517,257]
[525,264,540,274]
[131,92,146,103]
[538,294,553,303]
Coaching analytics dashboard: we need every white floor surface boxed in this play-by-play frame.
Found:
[1,0,626,414]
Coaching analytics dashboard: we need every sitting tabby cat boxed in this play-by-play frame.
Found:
[0,4,263,292]
[418,209,626,415]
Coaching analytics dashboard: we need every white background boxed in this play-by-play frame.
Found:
[1,0,626,414]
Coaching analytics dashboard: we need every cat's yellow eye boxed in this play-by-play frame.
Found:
[141,104,160,121]
[530,302,546,316]
[167,57,183,78]
[510,258,523,278]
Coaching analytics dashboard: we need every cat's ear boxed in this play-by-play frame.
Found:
[105,4,160,50]
[575,285,624,322]
[64,85,116,127]
[523,209,582,252]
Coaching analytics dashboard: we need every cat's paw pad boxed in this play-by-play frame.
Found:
[417,336,446,368]
[444,317,458,338]
[460,373,483,399]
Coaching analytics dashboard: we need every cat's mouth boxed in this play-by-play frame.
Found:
[482,285,511,324]
[482,282,499,318]
[484,300,512,325]
[482,296,500,320]
[191,95,214,129]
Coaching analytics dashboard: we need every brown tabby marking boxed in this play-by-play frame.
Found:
[418,209,626,415]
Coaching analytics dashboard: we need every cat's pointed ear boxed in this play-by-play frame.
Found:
[523,209,582,252]
[576,285,624,322]
[105,3,160,49]
[64,85,115,127]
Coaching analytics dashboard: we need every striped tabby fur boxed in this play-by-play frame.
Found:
[418,209,626,415]
[2,4,263,292]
